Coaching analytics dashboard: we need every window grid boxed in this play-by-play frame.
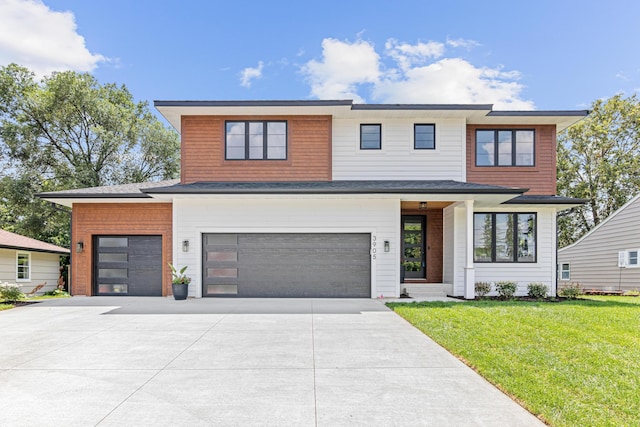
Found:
[414,124,436,150]
[225,121,287,160]
[473,213,537,263]
[360,124,381,150]
[560,263,570,280]
[16,252,30,281]
[475,129,535,167]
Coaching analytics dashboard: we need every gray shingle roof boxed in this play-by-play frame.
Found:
[37,180,180,199]
[502,195,588,204]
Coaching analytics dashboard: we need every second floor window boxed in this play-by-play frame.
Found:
[226,121,287,160]
[476,129,535,166]
[414,124,435,149]
[360,124,381,149]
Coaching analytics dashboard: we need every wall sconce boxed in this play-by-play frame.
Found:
[75,241,84,253]
[418,202,427,210]
[384,240,390,252]
[182,240,190,252]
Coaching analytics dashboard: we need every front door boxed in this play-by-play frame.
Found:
[402,216,426,280]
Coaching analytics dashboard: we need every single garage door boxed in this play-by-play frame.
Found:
[93,235,163,296]
[202,233,371,298]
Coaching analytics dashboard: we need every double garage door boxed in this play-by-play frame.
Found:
[94,233,371,297]
[203,233,371,298]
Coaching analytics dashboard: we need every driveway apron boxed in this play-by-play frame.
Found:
[0,297,544,426]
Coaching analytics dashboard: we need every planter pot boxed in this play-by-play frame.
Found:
[172,283,189,300]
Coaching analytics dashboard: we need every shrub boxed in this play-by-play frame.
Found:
[0,282,25,302]
[527,282,548,299]
[495,281,517,300]
[559,282,583,299]
[475,281,491,298]
[44,289,69,296]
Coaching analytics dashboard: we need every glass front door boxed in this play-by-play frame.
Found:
[402,216,426,280]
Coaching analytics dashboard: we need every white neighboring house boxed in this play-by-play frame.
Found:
[558,195,640,292]
[0,229,70,295]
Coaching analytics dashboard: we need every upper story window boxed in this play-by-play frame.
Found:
[474,213,536,263]
[16,252,30,281]
[360,124,381,149]
[225,121,287,160]
[476,129,535,166]
[414,124,435,149]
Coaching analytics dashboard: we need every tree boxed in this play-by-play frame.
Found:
[0,64,180,246]
[557,94,640,247]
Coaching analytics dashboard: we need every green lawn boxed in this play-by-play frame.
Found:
[388,297,640,427]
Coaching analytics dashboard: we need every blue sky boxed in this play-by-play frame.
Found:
[1,0,639,112]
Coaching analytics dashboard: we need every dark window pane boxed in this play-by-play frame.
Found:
[207,268,238,278]
[99,253,128,263]
[495,214,514,261]
[517,214,536,262]
[207,251,238,262]
[474,214,493,261]
[515,130,534,165]
[415,124,435,149]
[98,268,128,278]
[98,284,128,293]
[498,131,513,166]
[207,284,238,295]
[360,125,381,149]
[476,131,495,166]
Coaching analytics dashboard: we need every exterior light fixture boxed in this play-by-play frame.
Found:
[76,241,84,253]
[182,240,190,252]
[384,240,390,252]
[418,202,427,210]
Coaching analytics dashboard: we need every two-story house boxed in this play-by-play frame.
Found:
[40,100,587,299]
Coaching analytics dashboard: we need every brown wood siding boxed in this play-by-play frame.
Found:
[466,125,557,195]
[180,115,332,183]
[401,208,444,283]
[71,203,172,296]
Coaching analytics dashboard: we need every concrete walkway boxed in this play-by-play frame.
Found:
[0,297,543,426]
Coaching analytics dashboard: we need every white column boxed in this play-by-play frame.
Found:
[464,199,475,299]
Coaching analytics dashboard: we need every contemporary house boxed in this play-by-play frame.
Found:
[39,100,587,299]
[558,194,640,292]
[0,229,69,295]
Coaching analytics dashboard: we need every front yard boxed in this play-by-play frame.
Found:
[389,296,640,427]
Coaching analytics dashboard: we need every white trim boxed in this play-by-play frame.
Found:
[559,194,640,252]
[16,251,31,282]
[560,263,571,281]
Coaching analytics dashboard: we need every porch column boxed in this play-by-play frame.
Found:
[464,200,475,299]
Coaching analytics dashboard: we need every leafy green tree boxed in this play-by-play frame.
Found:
[0,64,180,246]
[557,94,640,247]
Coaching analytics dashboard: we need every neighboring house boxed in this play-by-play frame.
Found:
[0,229,70,295]
[39,100,587,299]
[558,194,640,292]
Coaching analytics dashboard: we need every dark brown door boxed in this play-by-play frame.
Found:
[402,216,426,280]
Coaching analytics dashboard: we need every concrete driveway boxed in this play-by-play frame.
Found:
[0,297,543,426]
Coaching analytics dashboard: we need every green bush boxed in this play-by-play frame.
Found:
[475,281,491,298]
[495,281,517,300]
[0,282,25,302]
[559,282,583,299]
[527,282,548,299]
[44,289,69,296]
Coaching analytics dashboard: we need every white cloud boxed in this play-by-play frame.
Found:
[446,37,481,49]
[0,0,106,77]
[301,37,534,109]
[239,61,264,88]
[300,38,380,102]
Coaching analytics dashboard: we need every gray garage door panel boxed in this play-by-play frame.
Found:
[94,235,162,296]
[203,233,371,298]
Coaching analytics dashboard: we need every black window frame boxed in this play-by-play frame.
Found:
[473,212,537,263]
[225,120,288,160]
[414,124,436,150]
[475,129,535,167]
[360,124,382,150]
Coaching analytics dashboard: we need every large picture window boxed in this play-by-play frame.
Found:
[475,129,535,166]
[474,213,536,263]
[225,121,287,160]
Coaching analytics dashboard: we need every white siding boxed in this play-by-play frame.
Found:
[332,118,466,181]
[558,196,640,291]
[0,249,62,295]
[442,205,455,295]
[448,207,556,297]
[172,197,400,298]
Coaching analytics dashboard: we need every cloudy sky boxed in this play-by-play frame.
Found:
[1,0,639,112]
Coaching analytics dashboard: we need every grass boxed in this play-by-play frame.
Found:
[0,292,70,311]
[388,296,640,427]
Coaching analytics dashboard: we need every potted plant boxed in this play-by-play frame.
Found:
[169,263,191,300]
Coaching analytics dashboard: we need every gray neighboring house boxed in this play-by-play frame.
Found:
[558,195,640,292]
[0,230,70,295]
